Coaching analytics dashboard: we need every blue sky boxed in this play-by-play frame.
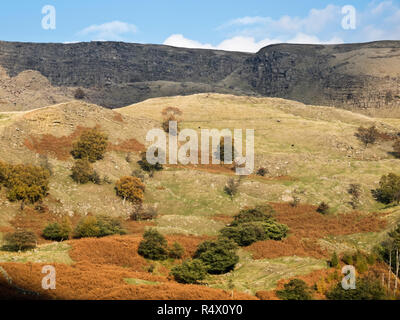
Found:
[0,0,399,52]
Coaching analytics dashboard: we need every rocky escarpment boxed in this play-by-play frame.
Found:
[0,41,251,108]
[223,41,400,112]
[0,40,400,112]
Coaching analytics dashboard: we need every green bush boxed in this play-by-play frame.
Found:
[170,259,207,284]
[137,151,163,177]
[330,252,339,268]
[194,238,239,274]
[372,173,400,204]
[138,229,169,260]
[326,278,387,300]
[3,230,37,252]
[74,215,125,239]
[71,128,108,163]
[231,206,275,226]
[341,253,354,265]
[169,242,185,259]
[71,159,95,184]
[220,206,287,246]
[43,217,72,241]
[276,279,312,300]
[220,220,288,247]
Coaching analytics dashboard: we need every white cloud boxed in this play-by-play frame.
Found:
[163,33,344,53]
[163,34,282,53]
[78,21,137,41]
[288,33,343,45]
[164,34,214,50]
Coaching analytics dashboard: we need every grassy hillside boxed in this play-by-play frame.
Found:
[0,93,399,299]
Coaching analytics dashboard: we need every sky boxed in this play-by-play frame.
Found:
[0,0,399,52]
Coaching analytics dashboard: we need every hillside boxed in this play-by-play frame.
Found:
[0,93,399,299]
[0,41,399,114]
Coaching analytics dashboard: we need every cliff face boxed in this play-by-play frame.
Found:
[224,41,400,112]
[0,40,399,111]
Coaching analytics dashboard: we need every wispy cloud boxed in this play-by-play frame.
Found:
[77,21,137,41]
[164,1,400,52]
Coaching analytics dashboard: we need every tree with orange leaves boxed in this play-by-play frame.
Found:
[115,176,145,205]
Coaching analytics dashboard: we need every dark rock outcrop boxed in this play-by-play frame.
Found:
[0,40,399,110]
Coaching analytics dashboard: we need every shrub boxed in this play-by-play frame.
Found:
[256,167,268,177]
[71,128,108,163]
[326,278,386,300]
[348,183,361,209]
[220,222,266,246]
[130,205,158,221]
[137,151,163,177]
[355,253,368,273]
[341,253,354,265]
[289,196,300,207]
[115,176,145,205]
[138,229,169,260]
[393,140,400,159]
[43,217,72,241]
[168,242,185,259]
[91,170,101,185]
[224,178,240,199]
[131,169,145,182]
[276,279,312,300]
[2,164,50,209]
[330,252,339,268]
[170,259,207,284]
[74,88,85,99]
[194,238,239,274]
[71,159,95,184]
[3,230,37,251]
[74,215,125,239]
[355,125,379,146]
[372,173,400,204]
[217,137,235,163]
[316,202,330,214]
[231,206,275,226]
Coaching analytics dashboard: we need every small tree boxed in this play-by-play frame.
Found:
[348,183,361,209]
[355,126,379,147]
[130,205,158,221]
[194,238,239,274]
[393,140,400,159]
[74,215,125,239]
[372,173,400,204]
[71,159,95,184]
[224,178,240,199]
[138,229,169,260]
[326,278,387,300]
[161,107,182,134]
[170,259,207,284]
[71,128,108,163]
[330,252,339,268]
[43,217,72,241]
[276,279,312,300]
[316,202,330,214]
[115,176,145,205]
[256,167,268,177]
[74,88,85,100]
[137,151,163,177]
[168,242,185,259]
[4,164,50,210]
[3,230,37,251]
